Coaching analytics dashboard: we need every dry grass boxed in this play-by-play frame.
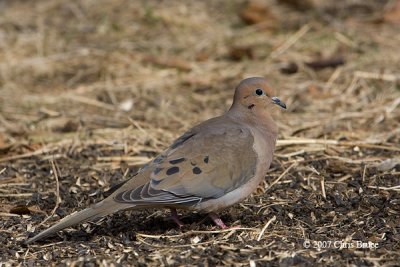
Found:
[1,0,399,266]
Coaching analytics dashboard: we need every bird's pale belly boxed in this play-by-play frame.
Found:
[194,168,266,212]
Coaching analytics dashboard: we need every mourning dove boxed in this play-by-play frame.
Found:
[26,77,286,244]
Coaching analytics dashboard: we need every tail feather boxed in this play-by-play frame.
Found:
[25,201,127,244]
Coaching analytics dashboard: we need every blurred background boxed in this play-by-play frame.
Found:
[0,0,399,265]
[0,0,399,142]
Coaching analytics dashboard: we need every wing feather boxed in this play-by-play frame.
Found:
[114,116,258,208]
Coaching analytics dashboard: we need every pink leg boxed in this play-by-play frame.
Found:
[167,208,184,228]
[208,212,228,229]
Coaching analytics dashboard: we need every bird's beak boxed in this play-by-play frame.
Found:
[271,97,287,109]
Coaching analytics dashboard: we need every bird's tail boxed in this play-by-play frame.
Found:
[25,200,128,244]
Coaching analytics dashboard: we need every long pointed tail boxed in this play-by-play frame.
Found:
[25,200,128,244]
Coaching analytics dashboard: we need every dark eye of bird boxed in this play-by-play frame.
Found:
[255,88,263,96]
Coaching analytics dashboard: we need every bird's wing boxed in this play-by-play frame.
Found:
[114,117,258,207]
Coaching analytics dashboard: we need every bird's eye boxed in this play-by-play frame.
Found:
[255,88,263,96]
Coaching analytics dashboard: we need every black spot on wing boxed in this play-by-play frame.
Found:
[153,167,163,175]
[170,133,196,150]
[203,156,209,164]
[192,167,202,174]
[169,158,185,165]
[166,166,180,176]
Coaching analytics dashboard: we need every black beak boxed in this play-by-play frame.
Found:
[271,97,287,109]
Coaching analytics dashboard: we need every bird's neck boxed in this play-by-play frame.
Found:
[227,105,278,136]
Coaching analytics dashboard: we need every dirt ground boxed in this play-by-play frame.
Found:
[1,0,399,266]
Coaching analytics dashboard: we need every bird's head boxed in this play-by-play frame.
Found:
[231,77,286,117]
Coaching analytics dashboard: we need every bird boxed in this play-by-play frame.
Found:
[25,77,286,244]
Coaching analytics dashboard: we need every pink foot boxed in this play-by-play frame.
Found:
[165,208,184,228]
[208,212,228,229]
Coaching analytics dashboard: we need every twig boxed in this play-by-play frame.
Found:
[0,193,46,197]
[0,139,75,163]
[362,165,367,183]
[0,212,22,217]
[270,24,310,58]
[337,174,352,182]
[325,67,343,89]
[38,241,65,248]
[96,156,150,163]
[0,147,56,163]
[23,247,30,267]
[367,185,400,191]
[269,162,297,189]
[277,139,339,146]
[348,143,400,152]
[275,150,305,158]
[335,32,357,47]
[320,177,326,199]
[65,95,116,111]
[37,160,61,227]
[257,215,277,241]
[354,71,399,82]
[276,139,400,152]
[0,183,30,188]
[136,227,258,239]
[136,236,220,248]
[0,167,6,175]
[328,156,382,164]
